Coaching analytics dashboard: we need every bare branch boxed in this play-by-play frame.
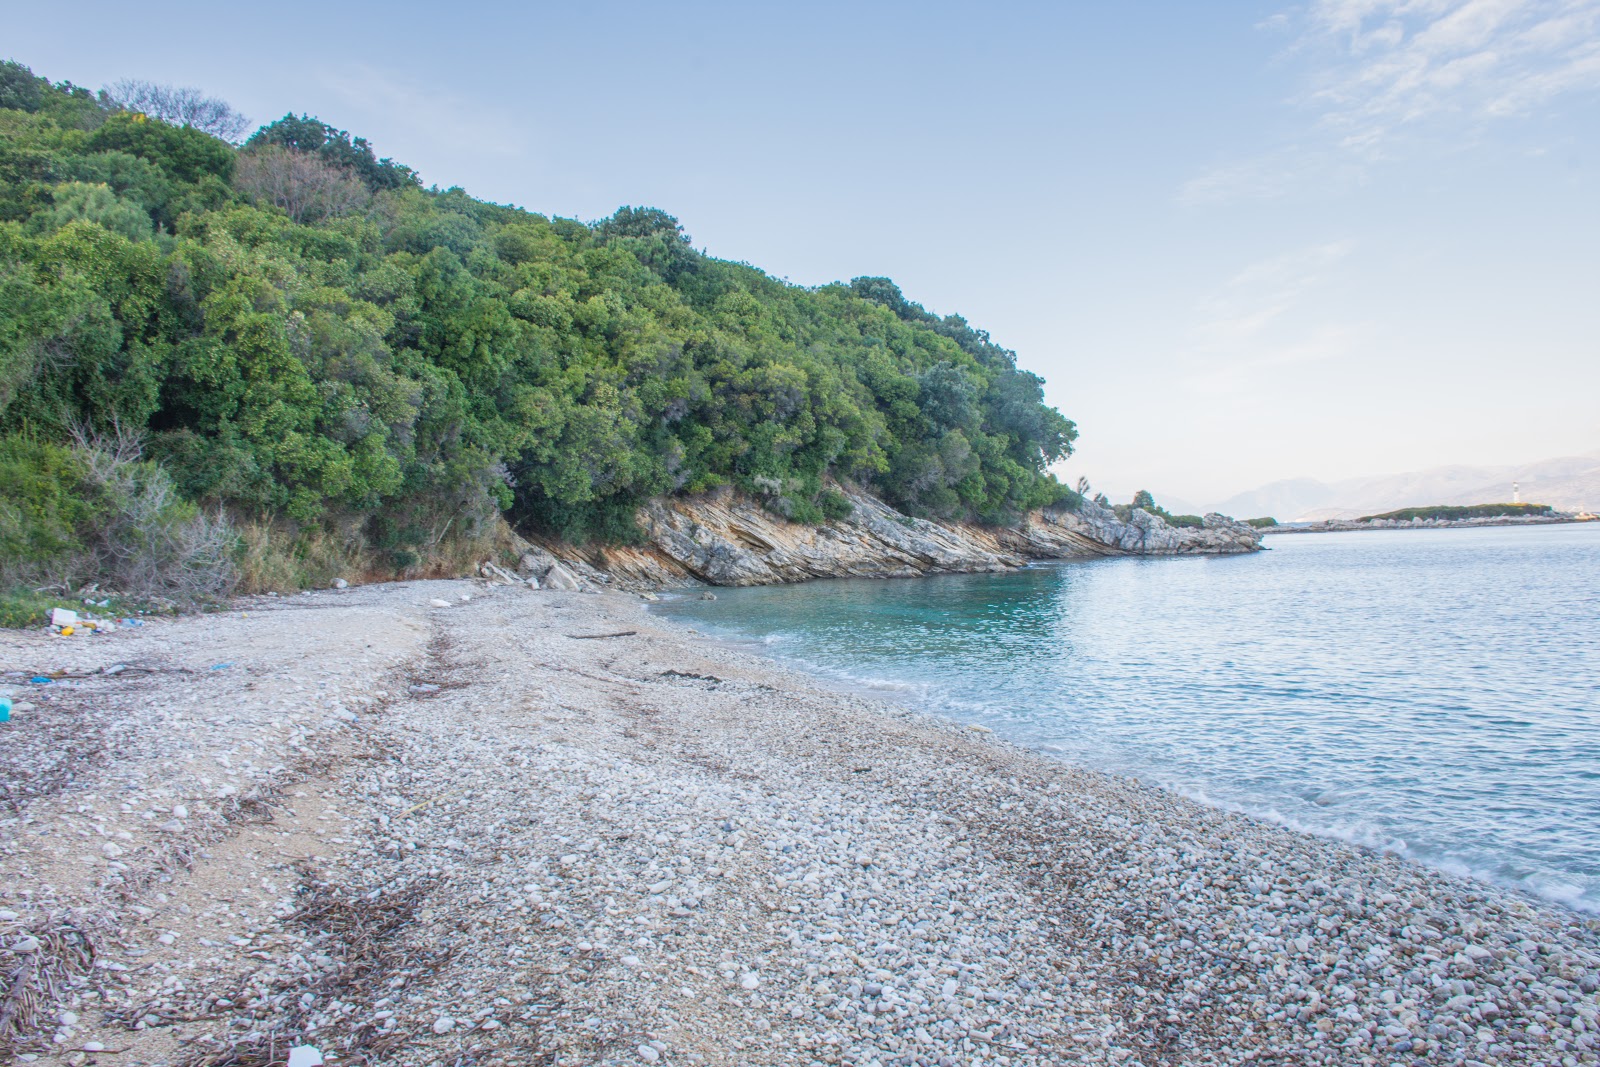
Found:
[105,79,251,142]
[234,146,371,224]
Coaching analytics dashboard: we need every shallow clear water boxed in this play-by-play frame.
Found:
[654,524,1600,911]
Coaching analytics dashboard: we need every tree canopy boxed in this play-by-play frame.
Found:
[0,60,1079,577]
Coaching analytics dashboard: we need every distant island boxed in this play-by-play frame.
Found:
[1263,501,1595,534]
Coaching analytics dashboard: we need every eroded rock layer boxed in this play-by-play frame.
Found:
[520,487,1262,589]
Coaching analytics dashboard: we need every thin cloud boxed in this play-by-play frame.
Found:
[1181,0,1600,204]
[314,66,536,181]
[1308,0,1600,133]
[1178,147,1372,204]
[1180,241,1362,396]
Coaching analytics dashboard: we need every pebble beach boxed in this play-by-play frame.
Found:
[2,579,1598,1066]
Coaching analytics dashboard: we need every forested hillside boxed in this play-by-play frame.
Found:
[0,60,1078,603]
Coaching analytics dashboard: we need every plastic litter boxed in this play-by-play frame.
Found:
[29,676,52,685]
[286,1047,325,1067]
[0,697,11,724]
[210,662,234,671]
[50,608,79,628]
[59,625,75,636]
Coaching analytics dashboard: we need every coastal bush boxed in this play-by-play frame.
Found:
[0,429,237,603]
[0,586,82,628]
[1245,516,1278,528]
[1113,490,1198,526]
[0,59,1080,589]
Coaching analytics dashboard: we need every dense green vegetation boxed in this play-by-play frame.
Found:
[1358,503,1554,523]
[0,60,1077,598]
[1244,516,1278,529]
[1114,489,1203,528]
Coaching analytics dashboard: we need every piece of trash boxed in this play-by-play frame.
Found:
[0,697,11,724]
[332,578,349,590]
[210,662,234,671]
[29,676,52,685]
[428,598,451,608]
[50,608,79,628]
[59,625,75,636]
[286,1047,325,1067]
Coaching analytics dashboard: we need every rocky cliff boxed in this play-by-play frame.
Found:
[508,486,1262,590]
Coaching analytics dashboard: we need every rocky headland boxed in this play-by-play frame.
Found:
[515,488,1262,591]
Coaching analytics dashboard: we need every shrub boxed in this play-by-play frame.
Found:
[0,428,237,603]
[1246,516,1278,528]
[0,587,81,628]
[818,488,854,521]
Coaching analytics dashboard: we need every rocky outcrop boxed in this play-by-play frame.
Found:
[519,486,1262,589]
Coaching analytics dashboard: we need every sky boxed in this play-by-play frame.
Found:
[7,0,1599,509]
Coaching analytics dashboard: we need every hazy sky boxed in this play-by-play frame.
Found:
[9,0,1598,508]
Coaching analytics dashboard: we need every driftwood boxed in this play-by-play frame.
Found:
[564,631,637,640]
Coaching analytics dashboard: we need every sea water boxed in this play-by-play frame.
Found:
[654,523,1600,912]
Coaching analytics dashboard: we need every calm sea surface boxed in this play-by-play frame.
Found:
[654,524,1600,912]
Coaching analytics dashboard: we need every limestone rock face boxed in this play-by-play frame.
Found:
[620,488,1261,587]
[509,488,1261,591]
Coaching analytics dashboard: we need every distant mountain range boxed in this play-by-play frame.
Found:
[1215,451,1600,522]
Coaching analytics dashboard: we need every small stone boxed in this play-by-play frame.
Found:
[158,933,176,946]
[332,578,349,590]
[81,1043,104,1053]
[638,1045,661,1062]
[432,1016,455,1034]
[172,804,188,819]
[740,973,760,990]
[429,599,451,608]
[58,1011,78,1027]
[10,936,40,953]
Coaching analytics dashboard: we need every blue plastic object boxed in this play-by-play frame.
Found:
[29,676,51,685]
[0,697,11,723]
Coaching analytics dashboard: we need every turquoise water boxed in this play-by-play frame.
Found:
[654,524,1600,912]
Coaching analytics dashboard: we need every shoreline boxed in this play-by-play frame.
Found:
[3,581,1597,1065]
[1264,516,1593,535]
[650,581,1599,920]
